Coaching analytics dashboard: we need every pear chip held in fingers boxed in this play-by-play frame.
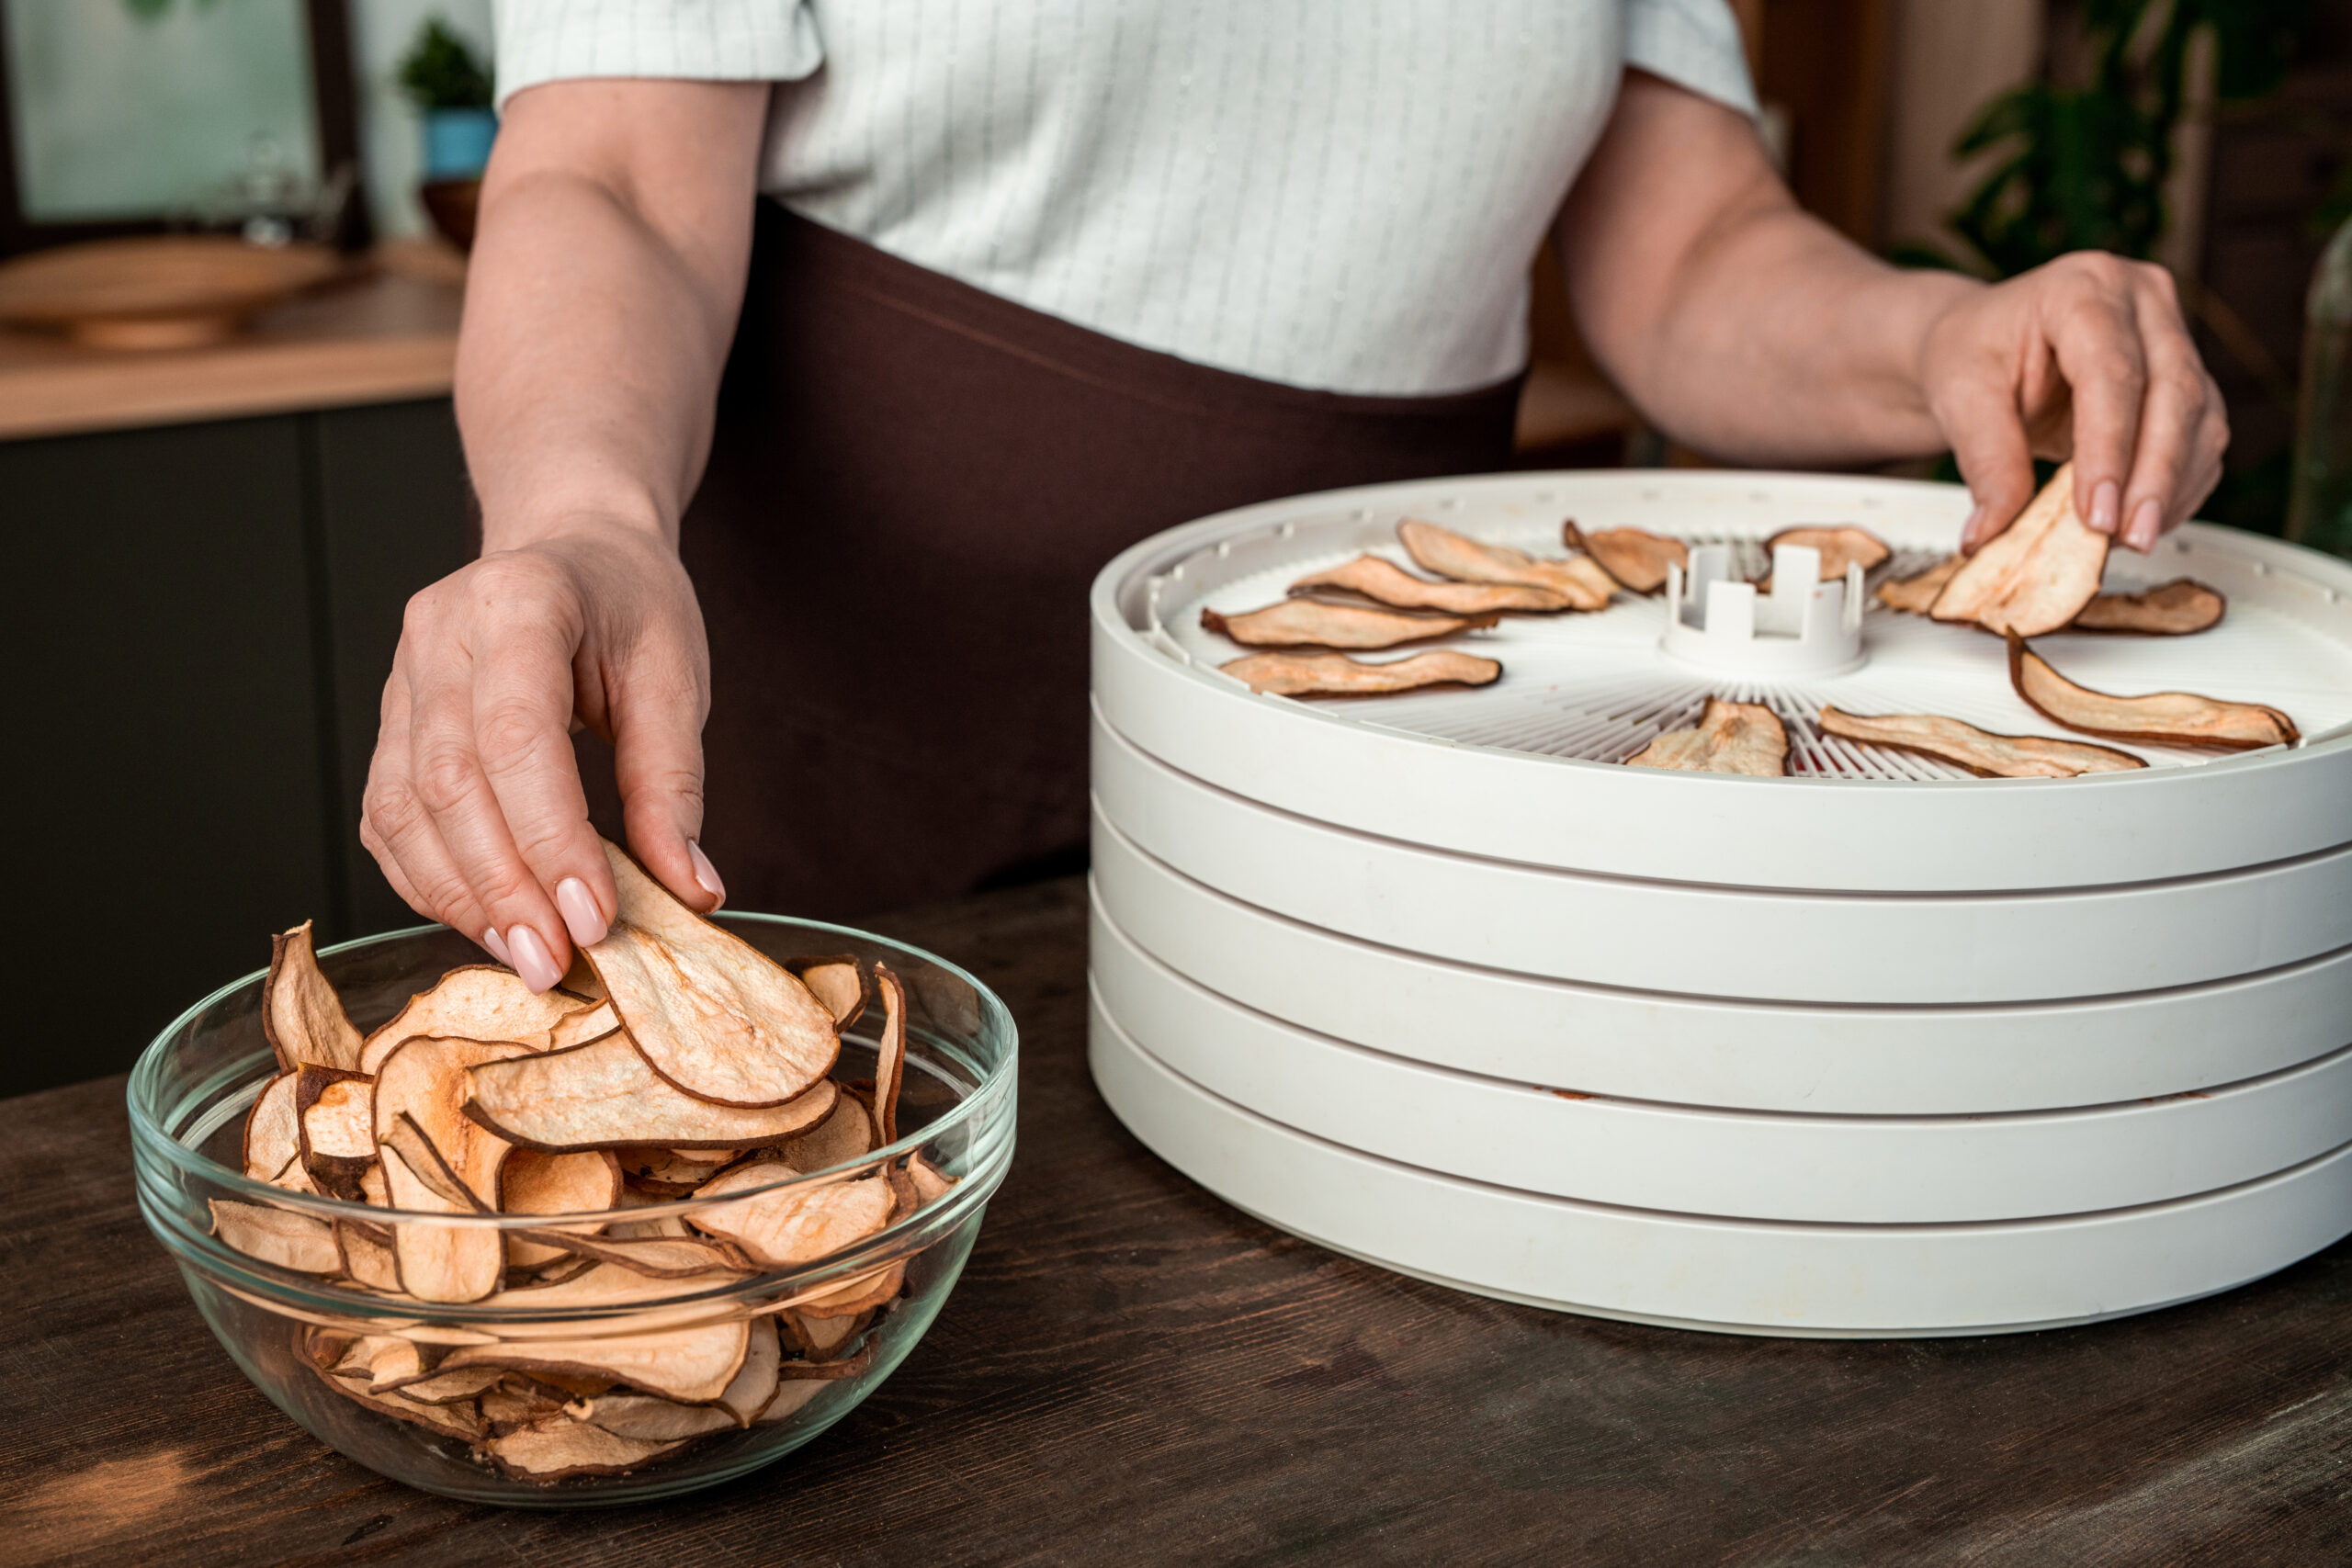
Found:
[584,840,840,1108]
[1931,463,2109,637]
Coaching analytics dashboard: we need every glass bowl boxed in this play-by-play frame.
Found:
[128,916,1016,1507]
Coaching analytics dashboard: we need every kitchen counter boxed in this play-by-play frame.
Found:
[0,241,461,442]
[5,874,2350,1566]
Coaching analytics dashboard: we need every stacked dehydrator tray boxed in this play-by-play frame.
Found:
[1085,469,2352,1337]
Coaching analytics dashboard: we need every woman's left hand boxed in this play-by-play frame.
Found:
[1917,251,2230,555]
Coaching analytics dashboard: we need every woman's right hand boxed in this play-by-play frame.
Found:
[359,517,720,992]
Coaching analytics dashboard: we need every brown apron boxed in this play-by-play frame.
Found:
[589,201,1521,919]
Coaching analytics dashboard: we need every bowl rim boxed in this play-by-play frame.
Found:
[127,912,1017,1303]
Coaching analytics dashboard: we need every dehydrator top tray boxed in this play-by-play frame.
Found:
[1092,471,2352,890]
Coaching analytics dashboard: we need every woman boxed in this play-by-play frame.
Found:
[364,0,2227,990]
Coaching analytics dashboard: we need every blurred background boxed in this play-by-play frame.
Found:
[5,0,2350,1096]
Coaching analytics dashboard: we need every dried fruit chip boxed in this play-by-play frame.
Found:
[1761,525,1892,582]
[1817,705,2144,778]
[778,1095,875,1175]
[508,1230,746,1279]
[358,966,586,1074]
[441,1318,752,1405]
[714,1315,783,1425]
[317,1366,485,1441]
[586,840,839,1108]
[2008,636,2299,750]
[579,1394,738,1442]
[465,1034,840,1151]
[1624,698,1788,777]
[797,1261,906,1317]
[209,1199,340,1273]
[1287,555,1570,615]
[784,956,872,1029]
[384,1366,505,1404]
[783,1307,869,1362]
[1876,556,1960,614]
[296,1066,374,1199]
[1201,599,1500,650]
[336,1222,402,1292]
[2071,579,2226,635]
[1221,649,1501,698]
[264,920,364,1074]
[376,1037,528,1209]
[1931,464,2109,637]
[503,1147,623,1268]
[483,1422,690,1480]
[1397,518,1615,609]
[1563,523,1688,593]
[243,1071,301,1186]
[754,1380,828,1427]
[871,963,908,1145]
[688,1164,898,1269]
[379,1140,503,1303]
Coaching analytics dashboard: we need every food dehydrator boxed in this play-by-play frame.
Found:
[1085,469,2352,1337]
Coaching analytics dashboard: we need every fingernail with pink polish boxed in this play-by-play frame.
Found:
[2089,479,2120,534]
[555,876,608,947]
[688,840,726,905]
[2127,498,2162,551]
[481,927,513,966]
[507,925,564,993]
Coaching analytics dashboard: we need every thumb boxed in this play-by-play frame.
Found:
[609,667,718,911]
[1938,374,2038,555]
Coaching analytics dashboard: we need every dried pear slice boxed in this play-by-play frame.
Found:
[1201,599,1501,650]
[481,1378,569,1432]
[2008,636,2299,750]
[379,1141,503,1303]
[243,1071,301,1185]
[785,955,872,1029]
[503,1148,624,1268]
[1564,523,1687,594]
[1818,706,2145,778]
[1287,555,1571,615]
[714,1314,782,1425]
[483,1422,691,1481]
[754,1381,828,1426]
[508,1230,746,1279]
[359,1158,389,1208]
[778,1095,875,1175]
[358,966,586,1074]
[264,920,363,1073]
[1761,525,1892,583]
[2072,579,2226,635]
[1624,698,1788,777]
[296,1066,374,1199]
[334,1334,424,1392]
[1877,556,1960,614]
[336,1222,401,1292]
[467,1260,749,1319]
[907,1155,956,1206]
[1220,649,1501,698]
[384,1366,504,1404]
[586,840,839,1108]
[797,1261,905,1316]
[376,1037,527,1207]
[872,962,907,1145]
[317,1367,486,1441]
[618,1147,743,1190]
[548,1001,619,1051]
[440,1318,752,1405]
[466,1033,839,1152]
[209,1198,340,1273]
[1931,464,2109,637]
[774,1343,876,1382]
[783,1308,869,1362]
[1396,518,1615,609]
[688,1163,898,1269]
[579,1394,738,1442]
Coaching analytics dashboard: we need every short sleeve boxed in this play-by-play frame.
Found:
[493,0,824,108]
[1624,0,1759,117]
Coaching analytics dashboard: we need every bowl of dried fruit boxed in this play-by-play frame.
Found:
[127,842,1015,1506]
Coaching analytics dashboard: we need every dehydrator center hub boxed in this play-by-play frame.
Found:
[1087,469,2352,1338]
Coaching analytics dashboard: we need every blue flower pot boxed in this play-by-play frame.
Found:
[422,107,497,180]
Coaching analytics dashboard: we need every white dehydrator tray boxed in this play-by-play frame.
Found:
[1091,898,2352,1224]
[1094,709,2352,1005]
[1086,468,2352,1335]
[1091,472,2352,892]
[1091,817,2352,1115]
[1091,999,2352,1337]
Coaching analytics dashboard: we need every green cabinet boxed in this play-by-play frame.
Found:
[1,400,471,1097]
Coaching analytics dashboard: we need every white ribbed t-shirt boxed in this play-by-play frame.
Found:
[494,1,1755,396]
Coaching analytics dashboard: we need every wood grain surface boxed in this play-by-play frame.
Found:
[4,876,2350,1566]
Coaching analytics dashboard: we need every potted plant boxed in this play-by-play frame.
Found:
[397,17,493,248]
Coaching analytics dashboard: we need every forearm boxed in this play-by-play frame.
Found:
[455,81,770,554]
[1559,72,1979,466]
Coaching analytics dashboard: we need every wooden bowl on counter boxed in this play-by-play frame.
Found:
[0,236,345,349]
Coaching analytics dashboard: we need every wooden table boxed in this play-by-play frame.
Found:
[6,877,2351,1566]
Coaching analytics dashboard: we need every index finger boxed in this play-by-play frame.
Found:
[2045,257,2148,536]
[470,607,619,949]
